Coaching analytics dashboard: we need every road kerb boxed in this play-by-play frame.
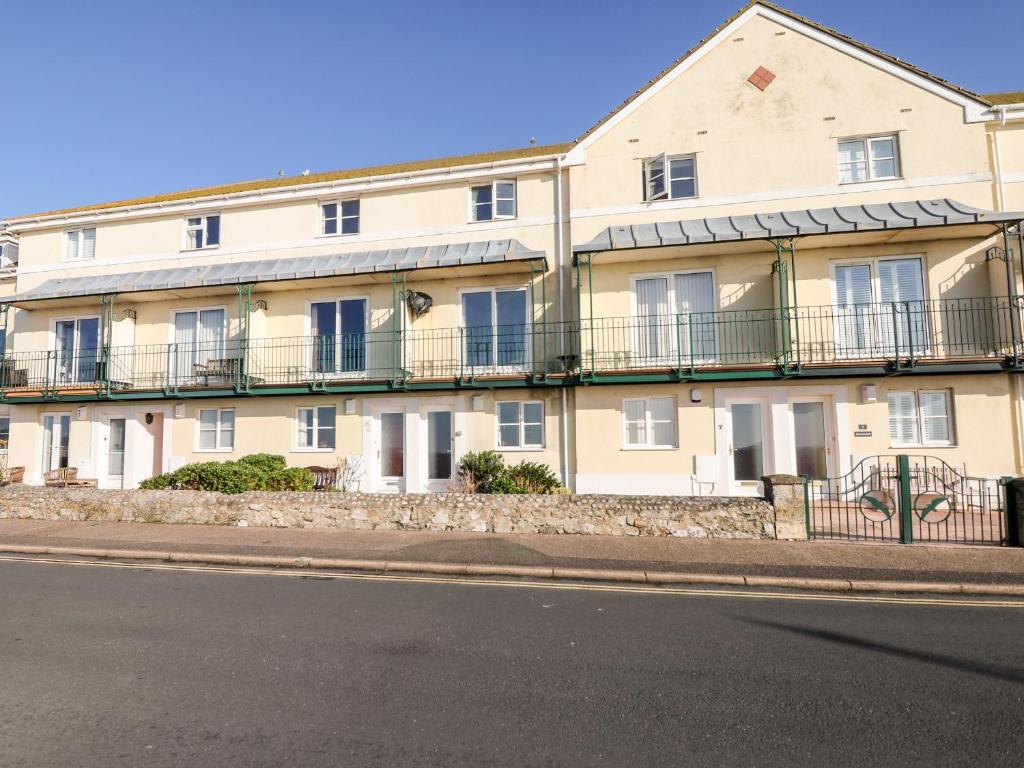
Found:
[0,543,1021,597]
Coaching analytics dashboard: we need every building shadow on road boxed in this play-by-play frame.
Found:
[739,616,1024,685]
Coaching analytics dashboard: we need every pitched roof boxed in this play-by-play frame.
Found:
[5,2,1004,224]
[9,143,571,221]
[571,0,993,145]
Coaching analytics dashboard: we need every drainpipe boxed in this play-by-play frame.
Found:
[993,106,1008,213]
[555,156,571,488]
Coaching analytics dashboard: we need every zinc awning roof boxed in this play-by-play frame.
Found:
[15,239,546,304]
[573,199,1024,257]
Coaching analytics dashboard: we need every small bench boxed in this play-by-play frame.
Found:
[43,467,98,488]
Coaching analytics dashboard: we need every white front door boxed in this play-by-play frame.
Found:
[423,409,454,492]
[374,410,407,493]
[42,413,71,473]
[104,417,127,489]
[790,398,836,481]
[725,398,771,495]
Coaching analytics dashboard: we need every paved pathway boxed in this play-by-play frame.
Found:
[1,518,1022,584]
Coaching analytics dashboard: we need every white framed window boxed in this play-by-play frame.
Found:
[65,228,96,261]
[838,134,900,183]
[643,153,697,201]
[0,416,9,452]
[623,396,677,449]
[832,256,926,357]
[497,401,544,449]
[322,200,360,235]
[297,405,336,450]
[461,286,530,370]
[632,270,717,361]
[470,180,516,222]
[184,214,220,250]
[198,408,235,451]
[887,390,954,447]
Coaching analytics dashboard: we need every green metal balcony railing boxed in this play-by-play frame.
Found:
[0,322,576,396]
[577,296,1024,376]
[0,297,1019,398]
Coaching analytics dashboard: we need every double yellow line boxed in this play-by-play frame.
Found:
[2,553,1022,608]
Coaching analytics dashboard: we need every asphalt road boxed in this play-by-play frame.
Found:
[1,558,1022,767]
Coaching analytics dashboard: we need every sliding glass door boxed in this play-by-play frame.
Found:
[172,309,226,381]
[55,318,99,383]
[634,271,717,363]
[834,259,925,358]
[310,298,367,375]
[42,413,71,472]
[462,289,529,371]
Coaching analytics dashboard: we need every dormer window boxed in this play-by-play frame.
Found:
[65,228,96,261]
[185,214,220,250]
[644,154,697,201]
[471,180,516,222]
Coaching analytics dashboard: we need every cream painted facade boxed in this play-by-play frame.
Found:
[1,2,1022,494]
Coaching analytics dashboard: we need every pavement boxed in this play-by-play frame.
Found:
[0,518,1023,594]
[1,557,1023,767]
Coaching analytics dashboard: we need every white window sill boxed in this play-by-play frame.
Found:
[292,448,337,453]
[468,216,516,225]
[496,446,546,452]
[181,245,220,254]
[643,196,698,205]
[622,445,677,451]
[195,448,234,453]
[316,231,360,239]
[889,443,956,449]
[838,176,903,186]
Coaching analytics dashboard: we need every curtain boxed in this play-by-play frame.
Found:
[835,264,873,356]
[675,272,715,360]
[879,259,926,354]
[635,277,669,360]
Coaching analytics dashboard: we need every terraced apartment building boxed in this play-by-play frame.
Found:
[0,1,1022,496]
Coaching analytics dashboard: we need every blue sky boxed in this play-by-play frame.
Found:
[1,0,1019,219]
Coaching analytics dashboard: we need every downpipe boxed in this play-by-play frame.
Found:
[555,156,571,489]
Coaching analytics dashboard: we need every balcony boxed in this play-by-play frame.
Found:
[576,296,1024,379]
[0,322,573,400]
[0,298,1020,401]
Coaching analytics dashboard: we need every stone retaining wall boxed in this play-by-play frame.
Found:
[0,486,775,538]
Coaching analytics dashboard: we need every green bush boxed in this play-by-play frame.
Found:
[502,461,563,494]
[237,453,287,473]
[458,450,506,493]
[139,455,314,494]
[457,452,566,495]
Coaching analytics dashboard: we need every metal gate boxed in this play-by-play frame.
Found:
[806,455,1010,545]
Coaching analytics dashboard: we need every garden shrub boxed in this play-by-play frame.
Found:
[457,450,506,493]
[139,455,314,494]
[456,452,567,495]
[501,461,563,494]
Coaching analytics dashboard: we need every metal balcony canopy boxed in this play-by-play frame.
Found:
[573,199,1024,257]
[14,239,546,304]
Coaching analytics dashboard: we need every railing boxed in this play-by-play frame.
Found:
[0,323,578,394]
[578,297,1023,374]
[0,297,1019,395]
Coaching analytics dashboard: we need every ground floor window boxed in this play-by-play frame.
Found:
[497,401,544,449]
[297,406,336,450]
[887,390,953,447]
[623,396,676,449]
[198,408,235,451]
[0,416,9,452]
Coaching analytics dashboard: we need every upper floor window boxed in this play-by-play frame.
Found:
[838,134,900,184]
[185,214,220,250]
[471,180,516,222]
[644,153,697,201]
[322,200,360,235]
[65,228,96,261]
